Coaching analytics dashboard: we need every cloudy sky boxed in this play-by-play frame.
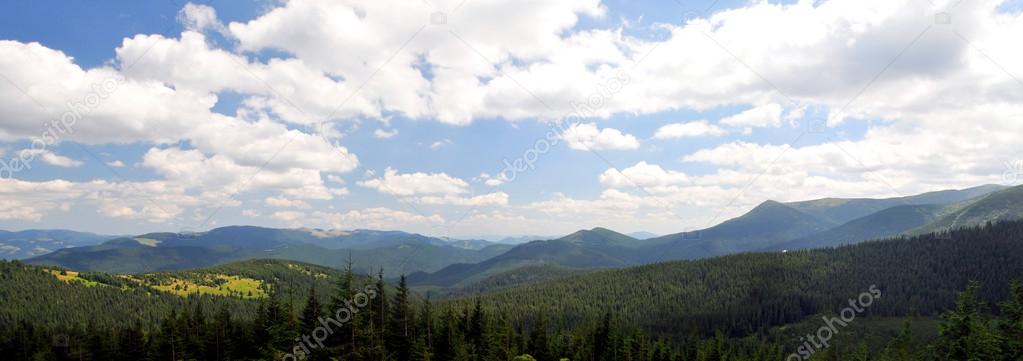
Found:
[0,0,1021,237]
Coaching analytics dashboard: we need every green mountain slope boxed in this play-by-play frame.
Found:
[770,204,946,251]
[911,184,1023,234]
[407,228,638,288]
[785,184,1005,224]
[644,200,836,261]
[0,259,354,330]
[459,220,1023,336]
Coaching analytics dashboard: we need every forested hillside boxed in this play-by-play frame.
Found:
[3,221,1023,360]
[456,221,1023,337]
[0,259,358,330]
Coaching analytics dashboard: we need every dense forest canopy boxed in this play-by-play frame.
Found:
[2,221,1023,360]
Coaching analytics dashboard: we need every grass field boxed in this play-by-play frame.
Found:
[46,269,102,287]
[149,274,267,299]
[45,268,267,299]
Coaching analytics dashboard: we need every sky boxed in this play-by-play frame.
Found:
[0,0,1021,238]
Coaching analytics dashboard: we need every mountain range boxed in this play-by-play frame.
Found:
[20,184,1023,291]
[0,230,116,260]
[26,227,511,277]
[411,184,1021,289]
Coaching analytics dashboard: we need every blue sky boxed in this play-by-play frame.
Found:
[0,0,1020,237]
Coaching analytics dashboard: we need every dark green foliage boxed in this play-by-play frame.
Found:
[453,221,1023,338]
[4,221,1023,360]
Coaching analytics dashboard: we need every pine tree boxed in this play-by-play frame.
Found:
[387,275,414,361]
[529,313,552,361]
[998,280,1023,360]
[329,254,359,356]
[879,318,917,361]
[210,305,234,361]
[301,287,328,361]
[593,311,613,361]
[936,281,1001,360]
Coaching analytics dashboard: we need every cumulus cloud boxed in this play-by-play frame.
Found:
[358,168,469,196]
[2,0,1023,235]
[265,196,311,209]
[430,139,453,150]
[310,208,445,231]
[599,162,691,192]
[20,149,83,167]
[561,123,640,150]
[374,128,399,139]
[417,192,510,206]
[653,120,728,139]
[720,104,785,129]
[178,3,227,34]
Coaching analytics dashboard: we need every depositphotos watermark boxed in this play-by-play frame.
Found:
[283,285,377,361]
[787,285,882,361]
[497,70,631,184]
[1003,160,1022,185]
[0,76,120,180]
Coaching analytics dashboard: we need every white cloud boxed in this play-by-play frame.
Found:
[358,167,469,196]
[0,178,213,224]
[561,123,640,150]
[178,3,227,34]
[326,175,345,184]
[310,208,445,231]
[653,120,728,139]
[417,192,510,206]
[265,196,311,209]
[271,210,305,223]
[599,161,690,193]
[2,0,1023,235]
[20,149,83,167]
[430,139,453,150]
[720,104,785,128]
[106,160,126,168]
[374,128,399,139]
[479,173,508,187]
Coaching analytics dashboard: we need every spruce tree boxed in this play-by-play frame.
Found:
[387,275,414,361]
[998,280,1023,360]
[936,281,1001,360]
[300,287,328,361]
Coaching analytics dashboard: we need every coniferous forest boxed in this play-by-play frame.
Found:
[2,221,1023,361]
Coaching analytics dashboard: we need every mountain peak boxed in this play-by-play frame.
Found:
[750,200,787,211]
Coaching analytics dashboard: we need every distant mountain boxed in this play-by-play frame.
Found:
[785,184,1005,224]
[627,231,658,240]
[490,235,559,244]
[0,230,115,260]
[408,228,639,288]
[645,185,1009,260]
[440,237,500,250]
[410,185,1022,289]
[910,184,1023,235]
[645,200,836,261]
[770,204,946,251]
[127,226,450,250]
[26,226,511,277]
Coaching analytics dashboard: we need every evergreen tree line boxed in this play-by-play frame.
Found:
[4,261,1023,360]
[452,221,1023,337]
